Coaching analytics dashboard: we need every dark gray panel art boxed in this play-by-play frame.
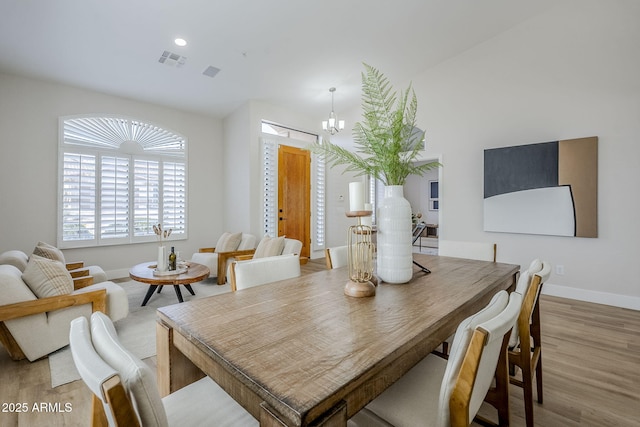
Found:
[484,141,558,199]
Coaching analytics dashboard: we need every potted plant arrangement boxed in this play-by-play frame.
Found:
[314,63,439,283]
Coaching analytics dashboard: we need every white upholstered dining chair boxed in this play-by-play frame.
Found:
[438,240,497,262]
[229,253,301,292]
[434,240,498,358]
[70,312,258,427]
[349,290,522,427]
[509,259,551,427]
[325,245,349,269]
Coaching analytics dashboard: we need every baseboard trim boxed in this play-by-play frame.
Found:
[543,283,640,311]
[107,268,130,281]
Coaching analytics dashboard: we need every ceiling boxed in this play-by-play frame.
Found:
[0,0,561,122]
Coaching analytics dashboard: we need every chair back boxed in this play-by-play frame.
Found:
[238,233,258,250]
[439,240,497,262]
[510,260,551,348]
[325,246,349,269]
[230,253,301,291]
[441,291,522,426]
[0,250,29,272]
[90,311,169,426]
[69,316,142,427]
[282,238,303,256]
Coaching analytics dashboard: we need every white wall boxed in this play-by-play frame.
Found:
[0,72,222,277]
[410,0,640,308]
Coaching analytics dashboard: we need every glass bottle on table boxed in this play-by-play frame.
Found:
[169,246,177,271]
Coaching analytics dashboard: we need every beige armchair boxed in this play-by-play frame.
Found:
[0,246,108,284]
[190,232,257,285]
[0,258,128,362]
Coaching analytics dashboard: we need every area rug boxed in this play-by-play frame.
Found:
[49,278,230,388]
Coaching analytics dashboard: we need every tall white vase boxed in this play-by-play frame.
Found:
[376,185,413,284]
[157,245,167,272]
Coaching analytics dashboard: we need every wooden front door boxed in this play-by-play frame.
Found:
[278,145,310,259]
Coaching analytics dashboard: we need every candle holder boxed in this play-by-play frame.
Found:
[344,210,375,297]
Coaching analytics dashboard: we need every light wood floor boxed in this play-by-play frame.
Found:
[1,259,638,426]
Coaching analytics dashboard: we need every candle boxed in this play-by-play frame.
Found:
[349,182,364,212]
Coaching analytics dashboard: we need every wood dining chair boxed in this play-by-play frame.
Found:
[69,312,258,427]
[438,240,497,262]
[229,253,301,291]
[509,259,551,427]
[433,240,498,358]
[349,290,522,427]
[325,245,349,269]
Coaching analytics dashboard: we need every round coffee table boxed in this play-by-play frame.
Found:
[129,261,210,306]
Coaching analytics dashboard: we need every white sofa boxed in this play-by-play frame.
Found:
[0,263,128,362]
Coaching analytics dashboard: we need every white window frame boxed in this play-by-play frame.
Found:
[58,115,188,249]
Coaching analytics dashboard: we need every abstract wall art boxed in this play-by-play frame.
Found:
[484,136,598,237]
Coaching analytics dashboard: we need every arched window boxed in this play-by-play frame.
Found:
[58,115,187,248]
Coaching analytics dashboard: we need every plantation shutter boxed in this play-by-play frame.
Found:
[262,138,278,237]
[313,154,325,250]
[163,161,186,234]
[133,159,160,237]
[59,115,187,248]
[61,153,96,241]
[100,156,130,240]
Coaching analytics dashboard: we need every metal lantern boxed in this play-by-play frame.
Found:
[344,212,375,297]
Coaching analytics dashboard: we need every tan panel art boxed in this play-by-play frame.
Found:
[558,137,598,237]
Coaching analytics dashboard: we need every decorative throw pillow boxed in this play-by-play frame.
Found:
[215,232,243,252]
[22,255,73,298]
[32,241,66,264]
[253,235,285,259]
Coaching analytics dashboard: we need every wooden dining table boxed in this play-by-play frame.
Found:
[156,254,519,426]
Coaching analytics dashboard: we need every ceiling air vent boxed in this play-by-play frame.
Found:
[202,65,221,78]
[158,50,187,68]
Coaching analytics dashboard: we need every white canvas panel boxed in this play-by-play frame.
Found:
[484,186,575,236]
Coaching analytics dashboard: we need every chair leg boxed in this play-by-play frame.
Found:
[522,364,535,427]
[91,393,109,427]
[531,305,544,404]
[536,354,543,404]
[0,323,26,361]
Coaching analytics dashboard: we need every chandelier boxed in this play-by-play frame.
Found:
[322,87,345,135]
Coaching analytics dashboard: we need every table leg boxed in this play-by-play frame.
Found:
[156,320,204,397]
[184,284,196,296]
[173,285,184,303]
[157,286,163,294]
[141,285,158,306]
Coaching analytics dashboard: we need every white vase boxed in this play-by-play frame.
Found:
[157,245,167,272]
[376,185,413,284]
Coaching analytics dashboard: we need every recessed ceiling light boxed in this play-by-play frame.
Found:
[174,38,187,47]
